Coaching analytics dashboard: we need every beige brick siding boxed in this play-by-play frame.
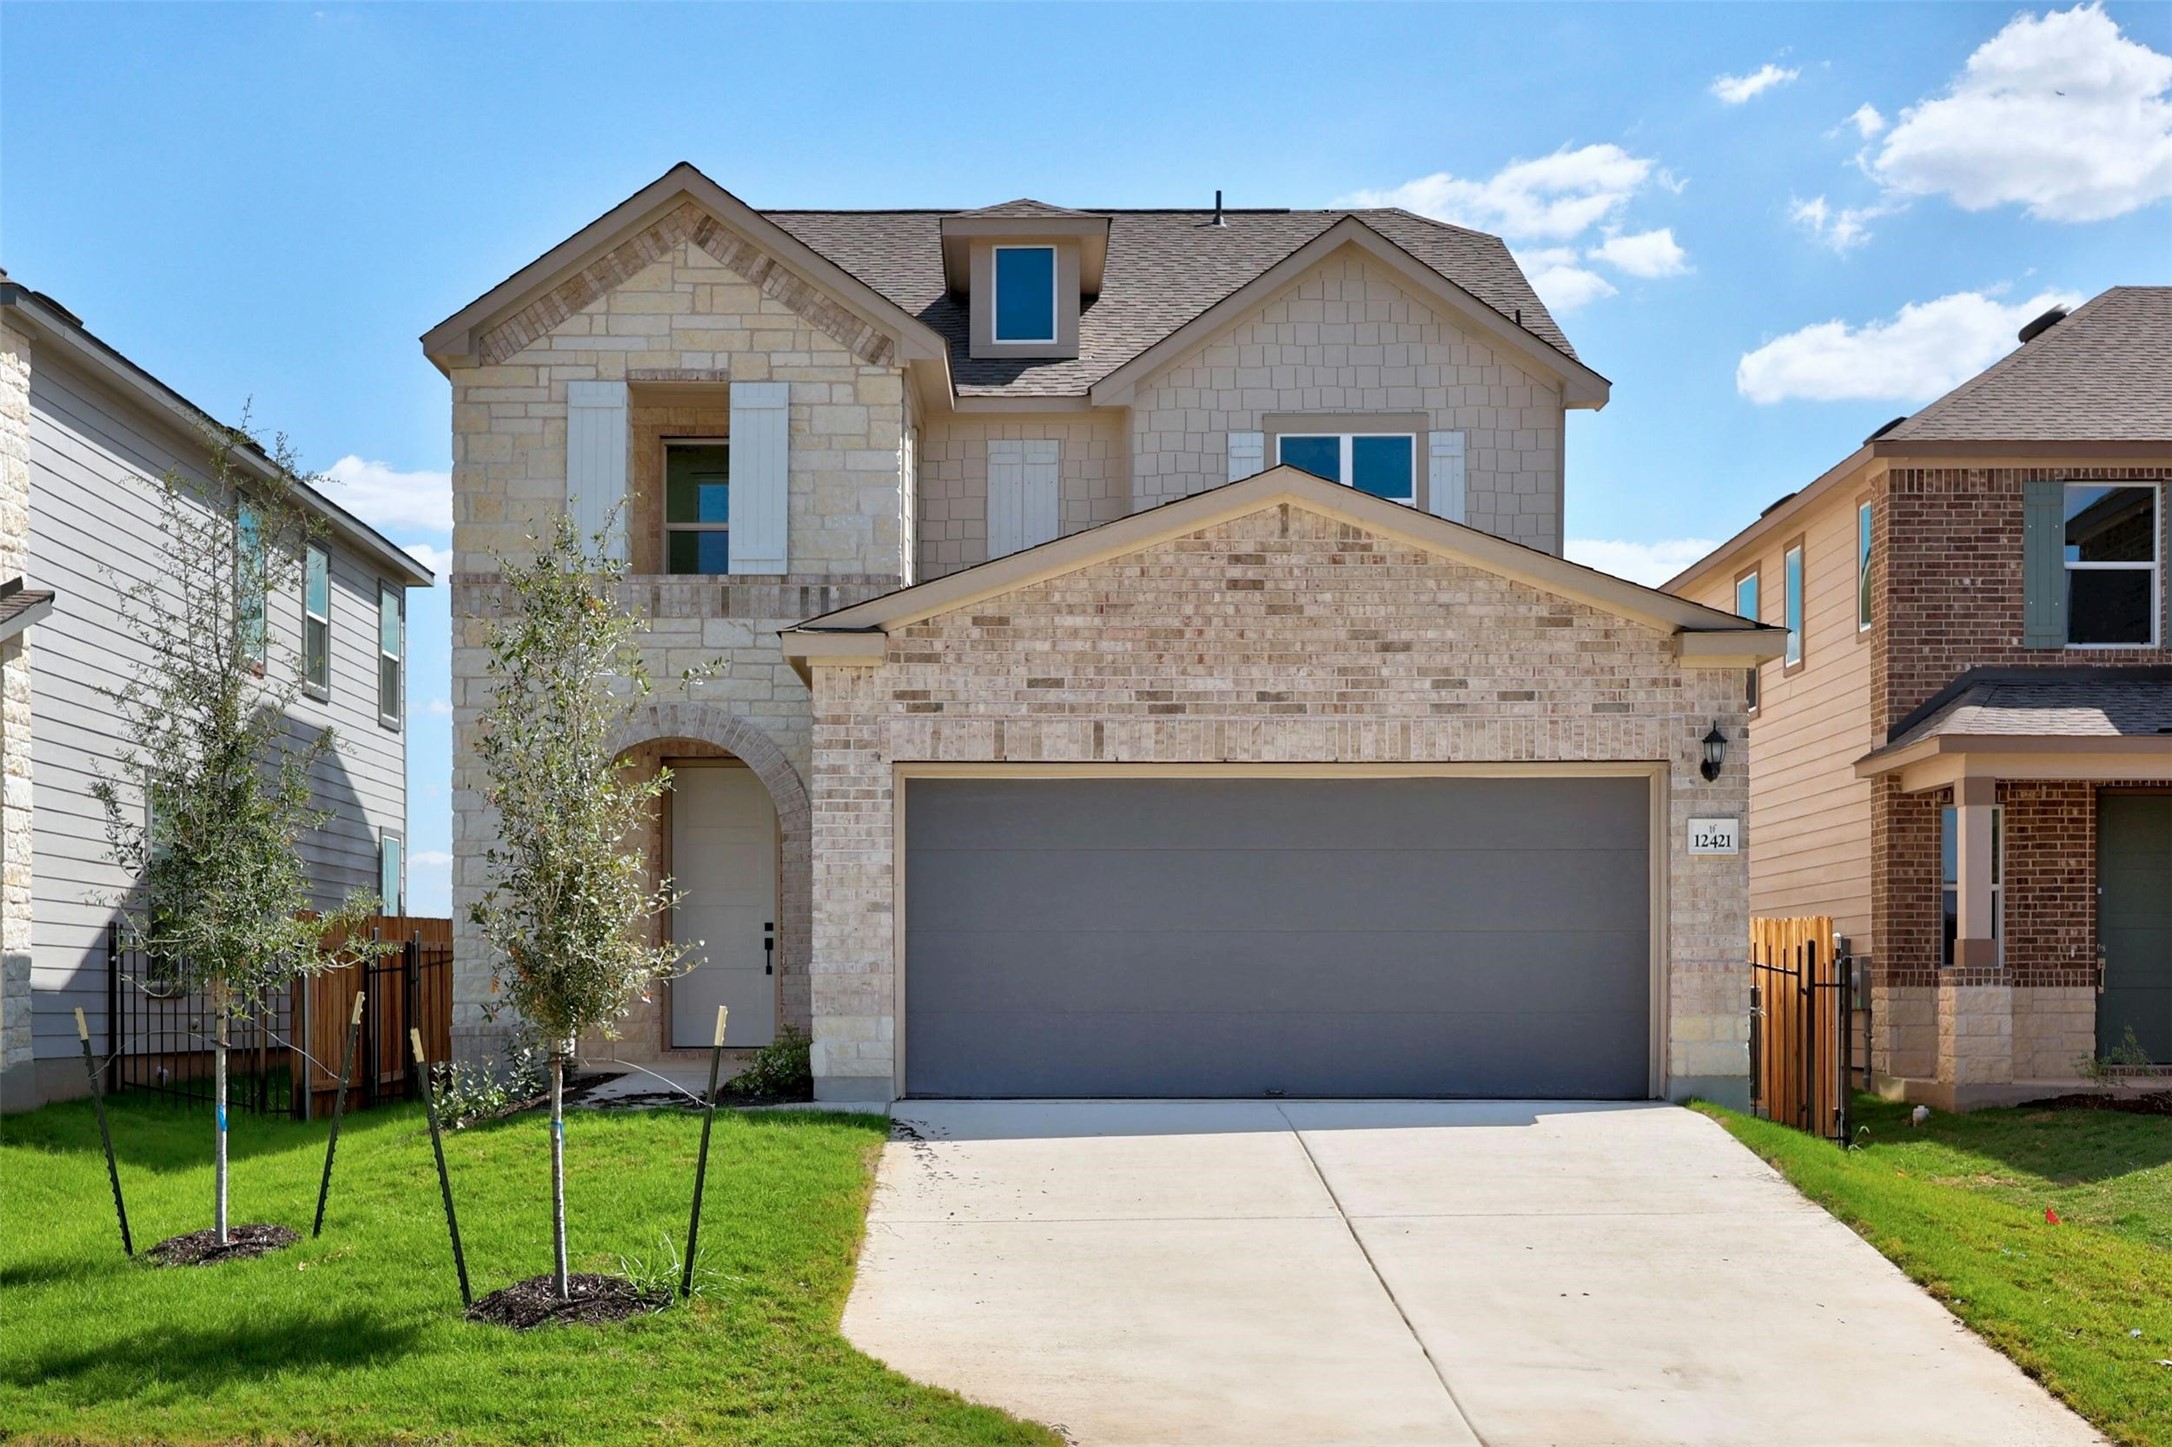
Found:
[1127,255,1565,551]
[808,502,1751,1096]
[916,412,1130,579]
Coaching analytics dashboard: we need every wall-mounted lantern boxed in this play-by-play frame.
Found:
[1700,723,1728,782]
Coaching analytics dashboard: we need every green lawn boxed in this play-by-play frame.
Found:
[0,1094,1056,1447]
[1700,1096,2172,1447]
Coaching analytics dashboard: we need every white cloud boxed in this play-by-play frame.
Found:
[1512,247,1618,312]
[1342,143,1659,242]
[1713,63,1800,105]
[411,850,453,867]
[322,455,453,535]
[1789,195,1892,253]
[403,542,453,578]
[1566,537,1721,587]
[1586,227,1690,278]
[1870,3,2172,222]
[1735,287,2083,404]
[424,697,453,718]
[407,851,452,917]
[1847,103,1888,139]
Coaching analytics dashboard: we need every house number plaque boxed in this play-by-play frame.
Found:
[1687,817,1740,855]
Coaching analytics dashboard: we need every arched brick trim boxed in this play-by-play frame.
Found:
[607,701,813,1037]
[479,201,897,368]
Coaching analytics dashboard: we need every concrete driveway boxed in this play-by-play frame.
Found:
[843,1100,2103,1447]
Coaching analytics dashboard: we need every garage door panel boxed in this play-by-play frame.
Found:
[905,777,1652,1099]
[909,847,1649,936]
[908,928,1650,1017]
[910,777,1652,854]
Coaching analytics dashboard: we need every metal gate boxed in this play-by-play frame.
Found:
[1749,916,1866,1145]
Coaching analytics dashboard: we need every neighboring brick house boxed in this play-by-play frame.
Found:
[0,276,434,1111]
[426,164,1780,1104]
[1670,287,2172,1109]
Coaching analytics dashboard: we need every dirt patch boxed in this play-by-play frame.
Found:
[146,1223,300,1266]
[2019,1090,2172,1117]
[465,1273,670,1330]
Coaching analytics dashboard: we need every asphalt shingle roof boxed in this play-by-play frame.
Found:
[1887,671,2172,749]
[1883,287,2172,443]
[764,207,1573,398]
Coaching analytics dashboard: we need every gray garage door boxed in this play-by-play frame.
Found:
[904,776,1652,1099]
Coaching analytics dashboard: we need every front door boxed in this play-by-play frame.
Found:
[2099,793,2172,1062]
[669,764,779,1048]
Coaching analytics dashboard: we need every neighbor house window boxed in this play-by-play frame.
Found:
[303,544,331,696]
[236,503,267,666]
[1940,805,2001,967]
[665,442,731,575]
[992,245,1058,343]
[379,832,403,917]
[1857,502,1874,633]
[1735,568,1761,712]
[1276,433,1417,505]
[2064,483,2160,647]
[1783,540,1804,669]
[377,582,403,726]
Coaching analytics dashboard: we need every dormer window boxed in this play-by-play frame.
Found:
[993,246,1058,344]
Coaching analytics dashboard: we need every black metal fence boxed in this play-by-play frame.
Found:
[293,925,454,1120]
[1749,932,1871,1147]
[105,922,297,1115]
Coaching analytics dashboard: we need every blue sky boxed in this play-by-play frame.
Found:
[6,2,2169,913]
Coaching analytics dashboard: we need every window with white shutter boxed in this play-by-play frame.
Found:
[564,380,629,560]
[988,439,1060,558]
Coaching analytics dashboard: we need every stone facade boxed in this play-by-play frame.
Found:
[1127,255,1566,552]
[805,501,1753,1101]
[0,317,30,1109]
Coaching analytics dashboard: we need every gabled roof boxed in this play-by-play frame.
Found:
[1882,287,2172,444]
[422,163,1594,405]
[782,465,1781,674]
[2,281,435,588]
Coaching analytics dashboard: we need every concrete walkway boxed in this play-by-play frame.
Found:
[843,1100,2104,1447]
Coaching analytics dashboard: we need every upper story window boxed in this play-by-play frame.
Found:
[664,442,731,575]
[1857,502,1874,633]
[303,544,331,697]
[1277,433,1417,505]
[1783,540,1804,670]
[377,582,403,728]
[992,246,1058,344]
[1735,569,1761,712]
[236,502,267,666]
[2064,483,2159,647]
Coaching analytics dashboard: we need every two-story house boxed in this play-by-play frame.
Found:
[0,276,435,1111]
[1670,287,2172,1109]
[427,164,1782,1106]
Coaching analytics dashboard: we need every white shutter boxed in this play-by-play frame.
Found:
[564,381,629,560]
[728,382,790,574]
[1227,430,1266,483]
[988,439,1060,558]
[1428,430,1468,524]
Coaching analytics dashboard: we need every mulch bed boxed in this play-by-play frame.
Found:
[146,1223,300,1266]
[2021,1090,2172,1117]
[465,1273,670,1330]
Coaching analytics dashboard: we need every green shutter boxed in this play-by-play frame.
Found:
[2022,480,2066,648]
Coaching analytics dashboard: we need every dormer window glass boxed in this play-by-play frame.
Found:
[992,246,1058,343]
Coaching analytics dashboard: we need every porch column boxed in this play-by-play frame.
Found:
[1953,776,1999,969]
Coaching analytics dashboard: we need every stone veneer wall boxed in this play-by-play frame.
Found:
[0,318,31,1109]
[807,502,1752,1099]
[446,230,909,1060]
[1126,255,1566,553]
[916,413,1130,579]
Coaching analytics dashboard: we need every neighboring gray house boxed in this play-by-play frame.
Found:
[0,276,435,1112]
[428,165,1781,1107]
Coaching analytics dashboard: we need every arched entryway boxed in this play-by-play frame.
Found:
[605,702,811,1057]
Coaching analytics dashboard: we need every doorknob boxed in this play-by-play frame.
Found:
[764,921,775,976]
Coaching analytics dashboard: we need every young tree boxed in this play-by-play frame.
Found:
[94,420,381,1247]
[469,512,688,1298]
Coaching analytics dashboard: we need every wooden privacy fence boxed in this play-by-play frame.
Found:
[1749,916,1864,1145]
[294,916,453,1120]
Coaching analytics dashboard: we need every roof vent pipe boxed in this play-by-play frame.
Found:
[2017,305,2069,344]
[1212,190,1225,227]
